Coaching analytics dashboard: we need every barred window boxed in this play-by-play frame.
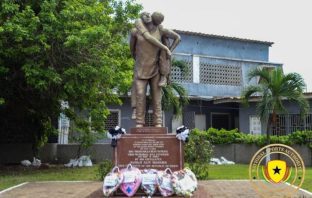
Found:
[104,110,120,130]
[289,114,304,133]
[272,115,286,136]
[170,59,193,83]
[199,63,241,86]
[305,114,312,131]
[270,114,312,135]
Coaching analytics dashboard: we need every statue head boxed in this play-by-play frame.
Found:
[140,12,152,23]
[151,12,164,26]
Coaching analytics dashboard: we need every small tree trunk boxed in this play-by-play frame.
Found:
[266,118,271,145]
[265,117,271,164]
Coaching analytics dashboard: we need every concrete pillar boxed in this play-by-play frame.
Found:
[193,55,200,83]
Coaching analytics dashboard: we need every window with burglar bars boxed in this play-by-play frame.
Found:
[305,114,312,131]
[170,59,193,83]
[272,115,287,136]
[199,63,242,86]
[104,110,120,131]
[289,114,304,133]
[271,114,312,135]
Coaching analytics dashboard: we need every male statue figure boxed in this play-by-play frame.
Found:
[134,12,180,87]
[130,12,181,127]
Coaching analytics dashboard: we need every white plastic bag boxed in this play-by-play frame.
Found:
[21,160,31,167]
[32,157,41,167]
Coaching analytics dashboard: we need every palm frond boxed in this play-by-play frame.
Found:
[248,67,271,83]
[172,58,190,76]
[161,82,189,116]
[256,89,273,123]
[281,72,306,93]
[241,85,262,106]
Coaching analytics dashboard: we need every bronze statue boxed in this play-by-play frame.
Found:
[130,12,181,127]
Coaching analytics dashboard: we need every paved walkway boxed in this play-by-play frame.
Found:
[0,181,311,198]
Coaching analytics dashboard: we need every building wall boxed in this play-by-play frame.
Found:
[175,33,270,61]
[171,33,281,97]
[178,57,281,97]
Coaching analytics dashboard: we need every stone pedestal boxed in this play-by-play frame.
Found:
[114,127,184,171]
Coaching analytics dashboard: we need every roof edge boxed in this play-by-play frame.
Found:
[213,92,312,104]
[174,29,274,46]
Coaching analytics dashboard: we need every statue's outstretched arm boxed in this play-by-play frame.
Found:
[160,27,181,52]
[135,19,171,57]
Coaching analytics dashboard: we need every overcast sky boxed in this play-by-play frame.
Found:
[135,0,312,91]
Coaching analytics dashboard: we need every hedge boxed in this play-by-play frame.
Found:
[192,128,312,148]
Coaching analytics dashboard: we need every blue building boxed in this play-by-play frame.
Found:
[103,30,311,135]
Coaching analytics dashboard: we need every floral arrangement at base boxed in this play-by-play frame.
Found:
[102,164,198,197]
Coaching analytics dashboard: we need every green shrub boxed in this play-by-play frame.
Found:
[206,128,243,144]
[288,131,312,149]
[190,128,312,148]
[185,163,209,180]
[184,129,213,163]
[269,135,291,145]
[97,160,113,180]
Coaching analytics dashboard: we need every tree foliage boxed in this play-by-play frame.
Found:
[241,67,309,142]
[0,0,142,155]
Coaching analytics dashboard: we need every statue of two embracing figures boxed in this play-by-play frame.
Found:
[130,11,181,128]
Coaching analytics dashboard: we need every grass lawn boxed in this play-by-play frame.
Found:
[0,165,99,191]
[1,164,312,193]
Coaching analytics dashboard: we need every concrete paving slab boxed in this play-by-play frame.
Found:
[0,181,311,198]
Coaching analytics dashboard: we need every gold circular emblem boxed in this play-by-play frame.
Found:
[249,144,305,197]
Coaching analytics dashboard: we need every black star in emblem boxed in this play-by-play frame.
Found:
[273,166,281,174]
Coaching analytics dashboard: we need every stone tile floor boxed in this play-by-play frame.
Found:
[0,181,311,198]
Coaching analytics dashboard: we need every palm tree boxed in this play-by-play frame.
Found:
[242,67,309,143]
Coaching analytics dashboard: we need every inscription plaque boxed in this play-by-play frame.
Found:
[130,127,167,134]
[114,128,183,171]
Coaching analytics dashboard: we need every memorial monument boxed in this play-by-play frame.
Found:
[114,11,184,172]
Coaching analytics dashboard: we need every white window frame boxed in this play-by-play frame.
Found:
[249,115,261,135]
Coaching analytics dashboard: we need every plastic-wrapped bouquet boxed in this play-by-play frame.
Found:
[103,166,124,197]
[157,168,175,197]
[141,169,158,196]
[120,164,142,197]
[172,167,197,196]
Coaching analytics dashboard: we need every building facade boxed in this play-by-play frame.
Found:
[102,30,286,135]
